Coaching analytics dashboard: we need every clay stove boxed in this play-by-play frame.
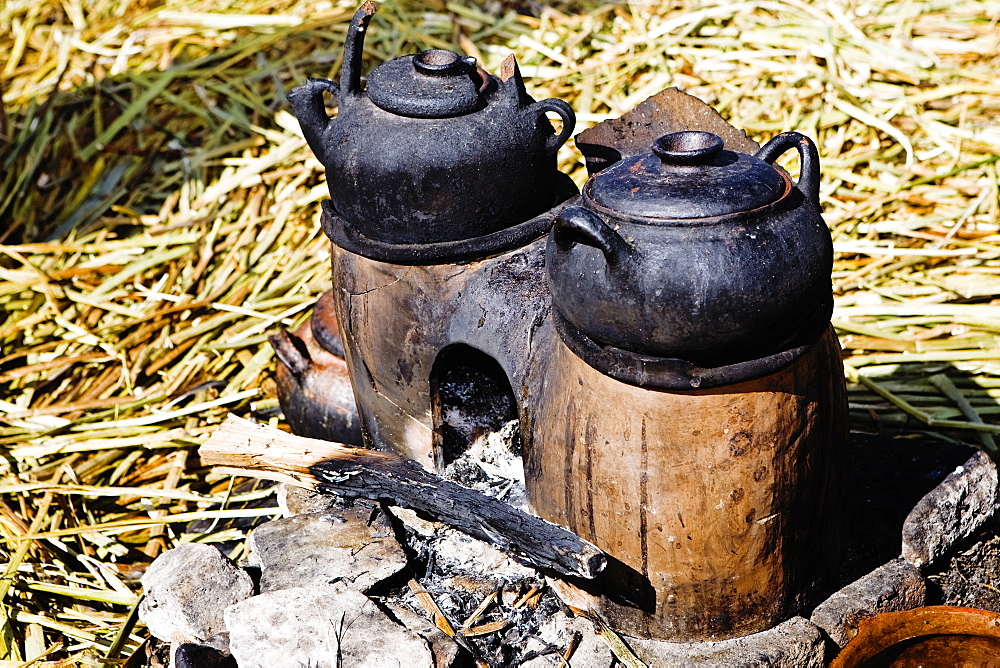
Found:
[276,1,848,647]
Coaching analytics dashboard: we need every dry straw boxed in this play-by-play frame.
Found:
[1,0,999,662]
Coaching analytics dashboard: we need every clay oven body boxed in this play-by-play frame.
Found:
[522,129,846,642]
[523,320,847,641]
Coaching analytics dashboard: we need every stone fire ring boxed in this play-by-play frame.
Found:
[137,445,998,666]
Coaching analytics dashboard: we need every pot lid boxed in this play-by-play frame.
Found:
[583,131,789,220]
[367,49,486,119]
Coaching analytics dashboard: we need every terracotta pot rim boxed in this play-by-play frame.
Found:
[830,605,1000,667]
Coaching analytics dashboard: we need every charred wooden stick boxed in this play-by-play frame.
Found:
[199,415,607,579]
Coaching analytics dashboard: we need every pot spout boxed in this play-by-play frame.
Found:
[554,206,631,266]
[287,3,377,166]
[498,54,529,105]
[287,78,338,166]
[341,2,377,98]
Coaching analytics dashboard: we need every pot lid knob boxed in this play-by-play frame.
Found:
[367,49,486,119]
[651,131,724,166]
[412,49,476,76]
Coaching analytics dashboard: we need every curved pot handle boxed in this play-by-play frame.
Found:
[755,132,820,206]
[530,98,576,156]
[554,206,630,266]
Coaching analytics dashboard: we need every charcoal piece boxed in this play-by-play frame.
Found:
[173,643,237,668]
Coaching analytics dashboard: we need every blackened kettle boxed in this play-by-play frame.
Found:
[288,2,575,245]
[547,130,833,366]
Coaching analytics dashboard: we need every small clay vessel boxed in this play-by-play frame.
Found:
[271,292,361,445]
[830,606,1000,667]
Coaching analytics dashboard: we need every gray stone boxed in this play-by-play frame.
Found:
[385,603,464,668]
[276,482,350,517]
[247,504,407,594]
[811,557,926,647]
[225,584,434,668]
[626,616,826,667]
[902,450,1000,569]
[520,613,613,668]
[140,543,253,645]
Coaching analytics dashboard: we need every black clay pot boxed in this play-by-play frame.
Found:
[546,130,833,366]
[288,3,575,245]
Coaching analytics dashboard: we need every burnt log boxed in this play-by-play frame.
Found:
[199,415,607,580]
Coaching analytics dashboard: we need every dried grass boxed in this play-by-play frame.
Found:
[1,0,999,662]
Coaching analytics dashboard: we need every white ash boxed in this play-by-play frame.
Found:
[519,613,614,667]
[442,419,528,512]
[390,578,572,667]
[383,505,579,667]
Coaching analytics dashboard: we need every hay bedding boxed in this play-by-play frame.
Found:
[1,0,999,663]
